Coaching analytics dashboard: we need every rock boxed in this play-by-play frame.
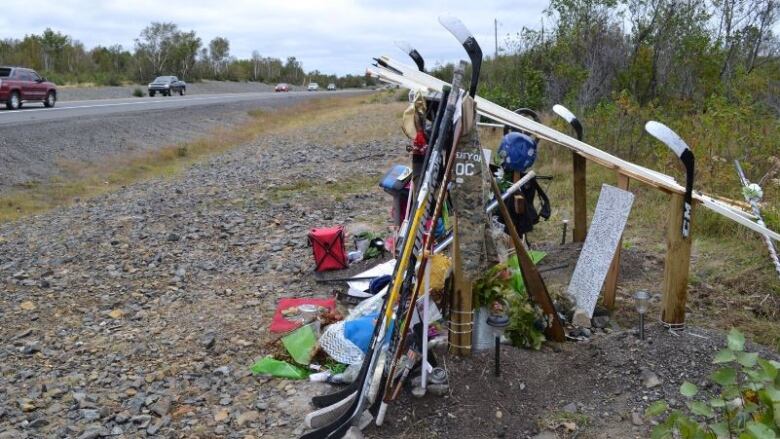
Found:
[255,401,268,411]
[532,432,558,439]
[562,421,577,431]
[130,414,152,428]
[21,341,41,355]
[150,399,171,417]
[631,411,644,426]
[20,300,36,311]
[592,315,610,329]
[108,309,125,319]
[641,369,661,388]
[495,410,503,419]
[80,408,100,421]
[201,333,216,349]
[147,415,170,435]
[214,409,230,422]
[19,399,36,412]
[572,309,592,328]
[166,233,180,242]
[236,411,259,427]
[562,402,578,413]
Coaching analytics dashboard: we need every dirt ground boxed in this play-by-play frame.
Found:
[365,324,779,439]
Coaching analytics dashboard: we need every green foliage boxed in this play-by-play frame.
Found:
[647,328,780,438]
[473,262,546,350]
[132,88,144,97]
[0,24,363,87]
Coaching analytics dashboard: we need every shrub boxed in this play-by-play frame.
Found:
[132,88,144,98]
[646,328,780,439]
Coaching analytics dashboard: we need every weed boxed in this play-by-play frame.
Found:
[132,88,144,97]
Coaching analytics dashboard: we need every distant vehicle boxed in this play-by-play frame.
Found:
[307,82,319,91]
[327,83,337,91]
[275,83,290,92]
[148,76,186,96]
[0,66,57,110]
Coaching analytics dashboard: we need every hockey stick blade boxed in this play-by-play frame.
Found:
[645,121,695,238]
[395,40,425,72]
[552,104,583,141]
[439,15,482,97]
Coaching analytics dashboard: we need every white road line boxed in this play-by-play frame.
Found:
[0,95,237,116]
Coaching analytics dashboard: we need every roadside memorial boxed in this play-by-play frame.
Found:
[242,15,780,439]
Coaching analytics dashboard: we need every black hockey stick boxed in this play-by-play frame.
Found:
[439,15,482,97]
[552,104,583,141]
[395,40,425,72]
[645,121,695,238]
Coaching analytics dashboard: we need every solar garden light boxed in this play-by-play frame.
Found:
[486,299,510,377]
[634,291,650,340]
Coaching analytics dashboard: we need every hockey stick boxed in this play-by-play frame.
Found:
[375,106,465,425]
[395,40,425,72]
[644,121,695,239]
[552,104,583,141]
[309,85,451,411]
[734,160,780,278]
[439,15,482,98]
[299,65,464,439]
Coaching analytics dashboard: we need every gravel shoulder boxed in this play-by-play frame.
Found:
[0,96,406,438]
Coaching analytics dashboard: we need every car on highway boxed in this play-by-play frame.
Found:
[0,66,57,110]
[274,83,290,92]
[327,83,337,91]
[307,82,319,91]
[148,76,186,96]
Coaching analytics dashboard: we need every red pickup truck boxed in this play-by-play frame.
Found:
[0,66,58,110]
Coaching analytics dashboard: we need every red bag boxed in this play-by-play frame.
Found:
[308,226,348,272]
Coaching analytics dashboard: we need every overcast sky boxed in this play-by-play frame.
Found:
[0,0,550,75]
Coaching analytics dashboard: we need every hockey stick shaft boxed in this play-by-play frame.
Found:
[734,160,780,278]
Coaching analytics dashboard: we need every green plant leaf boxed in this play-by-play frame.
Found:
[728,328,746,352]
[714,349,737,364]
[710,422,730,438]
[688,401,715,418]
[757,359,778,381]
[681,381,700,397]
[737,352,759,368]
[712,368,737,387]
[745,421,777,439]
[709,398,726,408]
[646,401,669,417]
[651,426,673,439]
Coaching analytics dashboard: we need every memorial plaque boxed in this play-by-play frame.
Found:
[567,184,634,317]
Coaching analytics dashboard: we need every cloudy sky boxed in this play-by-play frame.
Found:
[0,0,550,75]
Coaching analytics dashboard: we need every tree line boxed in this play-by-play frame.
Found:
[0,22,370,88]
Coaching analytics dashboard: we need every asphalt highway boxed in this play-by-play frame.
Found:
[0,89,361,126]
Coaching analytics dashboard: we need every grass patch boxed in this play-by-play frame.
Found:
[0,94,387,222]
[266,174,378,203]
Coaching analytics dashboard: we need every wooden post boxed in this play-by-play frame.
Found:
[449,217,473,356]
[602,173,630,310]
[573,152,587,242]
[661,192,693,327]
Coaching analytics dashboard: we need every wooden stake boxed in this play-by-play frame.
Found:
[602,173,630,309]
[573,152,587,242]
[449,216,473,356]
[661,192,693,327]
[489,176,566,342]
